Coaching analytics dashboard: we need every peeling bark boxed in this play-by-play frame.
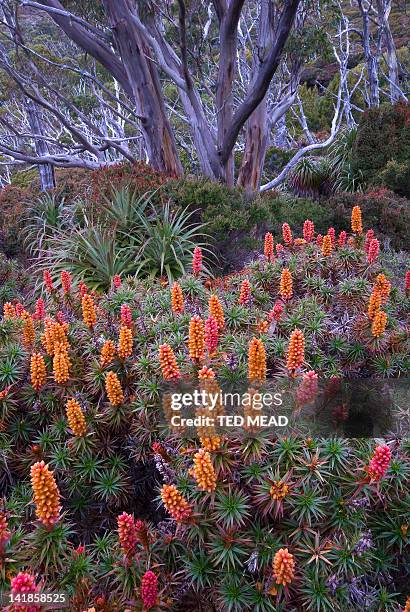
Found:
[237,1,299,193]
[214,0,245,185]
[219,0,300,166]
[101,0,182,176]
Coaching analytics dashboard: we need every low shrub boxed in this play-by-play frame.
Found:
[0,253,30,307]
[351,101,410,188]
[90,161,173,203]
[0,162,173,257]
[0,184,38,257]
[379,159,410,198]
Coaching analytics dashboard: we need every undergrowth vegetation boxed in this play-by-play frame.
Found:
[0,206,409,610]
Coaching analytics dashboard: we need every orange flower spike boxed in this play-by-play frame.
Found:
[248,337,267,382]
[44,320,69,356]
[0,510,10,544]
[404,595,410,612]
[159,344,181,380]
[286,329,305,372]
[41,319,55,355]
[270,481,289,501]
[264,232,274,260]
[272,548,295,586]
[82,293,97,330]
[30,353,47,391]
[282,223,292,246]
[171,282,184,314]
[351,205,363,234]
[66,399,87,436]
[160,484,192,522]
[100,340,116,367]
[117,325,133,359]
[191,449,217,492]
[209,294,225,330]
[105,371,124,406]
[368,291,382,320]
[3,302,16,320]
[280,268,293,300]
[30,461,61,527]
[198,365,216,380]
[52,343,71,384]
[188,315,205,362]
[21,311,35,347]
[371,310,387,337]
[257,320,269,333]
[321,234,332,257]
[200,435,221,452]
[239,279,252,305]
[374,274,391,305]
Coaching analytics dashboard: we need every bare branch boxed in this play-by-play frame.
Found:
[260,79,343,192]
[20,0,110,41]
[219,0,301,165]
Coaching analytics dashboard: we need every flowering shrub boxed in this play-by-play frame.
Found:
[0,207,409,610]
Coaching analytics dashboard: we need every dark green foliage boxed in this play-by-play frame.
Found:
[351,102,410,188]
[0,253,30,308]
[380,160,410,198]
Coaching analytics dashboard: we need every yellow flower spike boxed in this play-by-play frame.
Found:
[117,325,133,359]
[351,205,363,234]
[209,294,225,331]
[374,274,391,305]
[322,234,332,257]
[100,340,116,367]
[82,293,96,330]
[30,461,61,527]
[368,290,382,321]
[65,399,87,437]
[52,342,70,384]
[171,282,184,314]
[21,311,35,347]
[191,449,217,492]
[188,316,205,362]
[105,371,124,406]
[280,268,293,300]
[286,329,305,372]
[371,310,387,337]
[30,353,47,391]
[160,484,192,521]
[272,548,295,586]
[248,337,267,382]
[3,302,16,320]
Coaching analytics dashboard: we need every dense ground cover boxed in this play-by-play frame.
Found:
[0,206,409,610]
